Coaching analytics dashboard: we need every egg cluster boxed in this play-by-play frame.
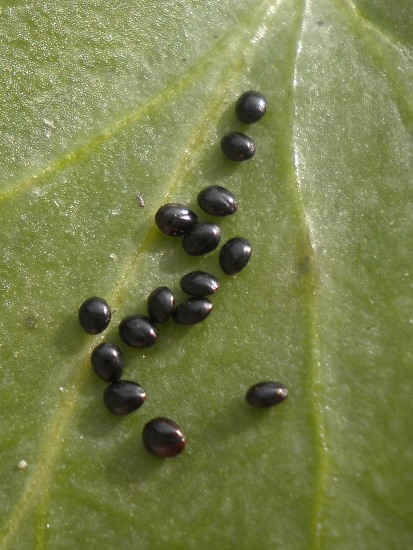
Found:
[78,91,288,458]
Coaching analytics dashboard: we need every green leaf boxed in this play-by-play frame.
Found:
[1,0,412,548]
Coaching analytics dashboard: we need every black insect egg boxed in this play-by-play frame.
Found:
[142,417,186,458]
[104,380,147,415]
[91,342,124,383]
[221,132,255,161]
[182,222,221,256]
[235,91,267,124]
[246,381,288,408]
[78,297,111,335]
[147,286,176,324]
[119,315,158,348]
[155,203,198,236]
[219,237,252,275]
[180,271,220,296]
[172,297,213,325]
[197,185,239,217]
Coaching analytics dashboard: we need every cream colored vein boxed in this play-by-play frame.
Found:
[291,1,329,548]
[291,0,413,546]
[335,0,413,142]
[0,1,267,205]
[340,0,413,59]
[0,0,282,545]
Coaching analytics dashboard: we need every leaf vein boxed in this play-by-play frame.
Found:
[336,0,413,142]
[0,1,269,205]
[339,0,413,58]
[291,0,330,547]
[0,0,283,544]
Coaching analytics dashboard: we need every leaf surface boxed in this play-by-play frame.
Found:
[0,0,412,548]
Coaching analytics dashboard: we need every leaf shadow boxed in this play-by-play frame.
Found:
[103,435,166,486]
[75,377,175,485]
[76,387,123,439]
[75,387,166,483]
[195,101,251,184]
[205,395,275,443]
[53,313,87,356]
[148,236,204,278]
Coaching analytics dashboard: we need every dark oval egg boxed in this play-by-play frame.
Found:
[78,296,111,335]
[182,222,221,256]
[155,203,198,236]
[246,381,288,408]
[147,286,176,324]
[91,342,124,383]
[197,185,239,217]
[235,90,267,124]
[172,297,213,325]
[104,380,146,415]
[180,271,220,296]
[221,132,255,161]
[119,315,158,347]
[142,417,186,458]
[219,237,252,275]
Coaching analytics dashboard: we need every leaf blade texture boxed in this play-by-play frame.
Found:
[0,1,412,548]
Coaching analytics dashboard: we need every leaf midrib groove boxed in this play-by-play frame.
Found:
[287,1,329,548]
[287,0,413,546]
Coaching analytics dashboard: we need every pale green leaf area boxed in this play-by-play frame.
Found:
[0,0,412,548]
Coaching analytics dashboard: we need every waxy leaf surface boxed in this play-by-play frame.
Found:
[0,1,412,548]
